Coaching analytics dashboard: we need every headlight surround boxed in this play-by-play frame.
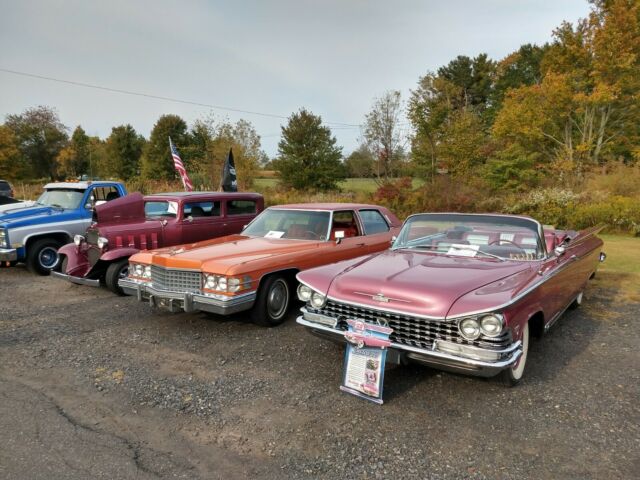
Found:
[297,284,312,302]
[74,234,85,246]
[310,292,327,309]
[459,318,481,340]
[202,274,246,293]
[97,237,109,249]
[0,229,7,248]
[480,314,503,337]
[129,262,151,280]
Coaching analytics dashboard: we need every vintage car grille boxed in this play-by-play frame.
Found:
[150,265,201,293]
[317,300,511,351]
[87,246,101,266]
[86,229,99,245]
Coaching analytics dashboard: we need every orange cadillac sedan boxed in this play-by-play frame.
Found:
[119,203,401,326]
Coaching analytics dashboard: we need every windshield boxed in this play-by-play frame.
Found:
[145,201,178,218]
[393,213,544,260]
[36,189,84,209]
[243,209,331,240]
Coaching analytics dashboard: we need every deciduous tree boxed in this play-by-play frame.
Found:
[141,114,188,180]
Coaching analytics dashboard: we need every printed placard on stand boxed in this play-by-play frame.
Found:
[340,319,393,404]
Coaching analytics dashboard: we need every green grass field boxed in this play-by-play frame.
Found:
[595,234,640,302]
[254,177,423,193]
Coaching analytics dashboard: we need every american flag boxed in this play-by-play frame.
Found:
[169,137,193,192]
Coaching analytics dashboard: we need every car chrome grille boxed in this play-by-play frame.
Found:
[316,300,511,351]
[86,229,99,245]
[150,265,201,293]
[87,246,101,267]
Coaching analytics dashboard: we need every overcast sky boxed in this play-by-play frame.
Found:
[0,0,590,157]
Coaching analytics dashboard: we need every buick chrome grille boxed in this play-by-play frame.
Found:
[150,265,201,293]
[316,300,511,351]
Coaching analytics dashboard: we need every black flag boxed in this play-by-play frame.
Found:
[220,148,238,192]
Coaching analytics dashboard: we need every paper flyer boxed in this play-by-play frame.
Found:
[340,319,393,404]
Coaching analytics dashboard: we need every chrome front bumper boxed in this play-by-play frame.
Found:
[50,271,101,287]
[296,310,522,378]
[119,278,256,316]
[0,248,17,262]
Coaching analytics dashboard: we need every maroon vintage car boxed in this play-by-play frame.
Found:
[296,213,605,386]
[53,191,264,293]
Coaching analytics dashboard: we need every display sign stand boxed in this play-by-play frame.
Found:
[340,319,393,404]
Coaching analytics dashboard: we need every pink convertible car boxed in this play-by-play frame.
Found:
[296,213,605,385]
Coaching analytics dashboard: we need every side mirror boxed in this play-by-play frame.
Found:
[554,245,566,257]
[185,215,194,223]
[84,203,92,210]
[334,230,345,244]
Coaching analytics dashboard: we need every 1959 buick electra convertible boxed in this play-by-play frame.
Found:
[296,213,606,385]
[119,203,401,326]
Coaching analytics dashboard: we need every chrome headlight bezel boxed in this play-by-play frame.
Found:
[202,273,247,293]
[310,291,327,309]
[459,317,481,340]
[97,237,109,249]
[297,284,313,302]
[74,234,85,246]
[0,229,7,248]
[129,262,151,280]
[479,314,504,337]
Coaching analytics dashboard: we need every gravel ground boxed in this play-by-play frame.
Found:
[0,265,638,479]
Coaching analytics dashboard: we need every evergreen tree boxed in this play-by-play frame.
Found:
[140,114,188,180]
[105,125,145,180]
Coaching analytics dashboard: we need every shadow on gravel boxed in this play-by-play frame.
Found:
[382,363,439,401]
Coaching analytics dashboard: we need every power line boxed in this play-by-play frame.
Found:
[0,67,363,128]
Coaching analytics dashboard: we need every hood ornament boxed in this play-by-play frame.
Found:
[372,293,390,303]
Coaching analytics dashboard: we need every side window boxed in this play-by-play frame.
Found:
[183,201,220,218]
[227,200,256,215]
[91,186,121,203]
[330,210,361,238]
[359,209,390,235]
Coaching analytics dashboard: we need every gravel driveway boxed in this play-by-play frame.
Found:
[0,266,638,479]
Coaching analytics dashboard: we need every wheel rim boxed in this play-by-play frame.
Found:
[118,265,129,279]
[266,279,289,320]
[511,322,529,380]
[39,247,59,269]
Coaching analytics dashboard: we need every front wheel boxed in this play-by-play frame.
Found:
[105,259,129,295]
[500,322,529,387]
[250,275,291,327]
[26,239,61,275]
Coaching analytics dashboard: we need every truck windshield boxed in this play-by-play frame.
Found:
[36,189,85,209]
[145,201,178,218]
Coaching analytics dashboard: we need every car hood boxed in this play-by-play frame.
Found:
[0,204,79,227]
[304,250,534,319]
[134,235,324,274]
[95,192,145,224]
[0,200,36,214]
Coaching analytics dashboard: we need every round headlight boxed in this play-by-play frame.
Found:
[297,284,312,302]
[310,292,326,309]
[480,314,503,337]
[459,318,481,340]
[74,234,85,246]
[97,237,109,249]
[133,264,144,277]
[217,277,228,291]
[143,265,151,279]
[204,274,217,290]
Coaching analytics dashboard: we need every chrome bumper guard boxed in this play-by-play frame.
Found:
[119,278,256,316]
[0,248,17,262]
[296,309,522,377]
[50,271,101,287]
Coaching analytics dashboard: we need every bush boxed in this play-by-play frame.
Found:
[504,188,581,227]
[573,196,640,236]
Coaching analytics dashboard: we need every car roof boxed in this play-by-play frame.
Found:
[269,203,384,211]
[43,181,120,190]
[146,191,263,200]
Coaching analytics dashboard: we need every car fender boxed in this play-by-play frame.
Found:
[100,247,140,263]
[57,243,91,276]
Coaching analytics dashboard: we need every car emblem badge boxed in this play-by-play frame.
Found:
[372,293,389,303]
[376,318,389,327]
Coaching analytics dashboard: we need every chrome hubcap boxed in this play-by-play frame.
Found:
[118,266,129,279]
[267,280,289,319]
[39,247,59,269]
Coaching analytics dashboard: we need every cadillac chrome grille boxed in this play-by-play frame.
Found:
[317,300,511,350]
[150,265,201,293]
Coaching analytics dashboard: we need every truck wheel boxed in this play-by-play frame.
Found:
[26,239,61,275]
[251,275,291,327]
[105,259,129,295]
[499,322,529,387]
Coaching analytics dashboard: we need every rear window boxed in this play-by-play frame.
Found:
[359,209,390,234]
[227,200,256,215]
[183,201,221,217]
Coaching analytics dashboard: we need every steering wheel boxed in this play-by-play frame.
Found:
[489,239,527,252]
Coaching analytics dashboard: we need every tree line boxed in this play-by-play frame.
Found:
[1,0,638,196]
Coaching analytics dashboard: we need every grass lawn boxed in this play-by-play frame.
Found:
[594,234,640,303]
